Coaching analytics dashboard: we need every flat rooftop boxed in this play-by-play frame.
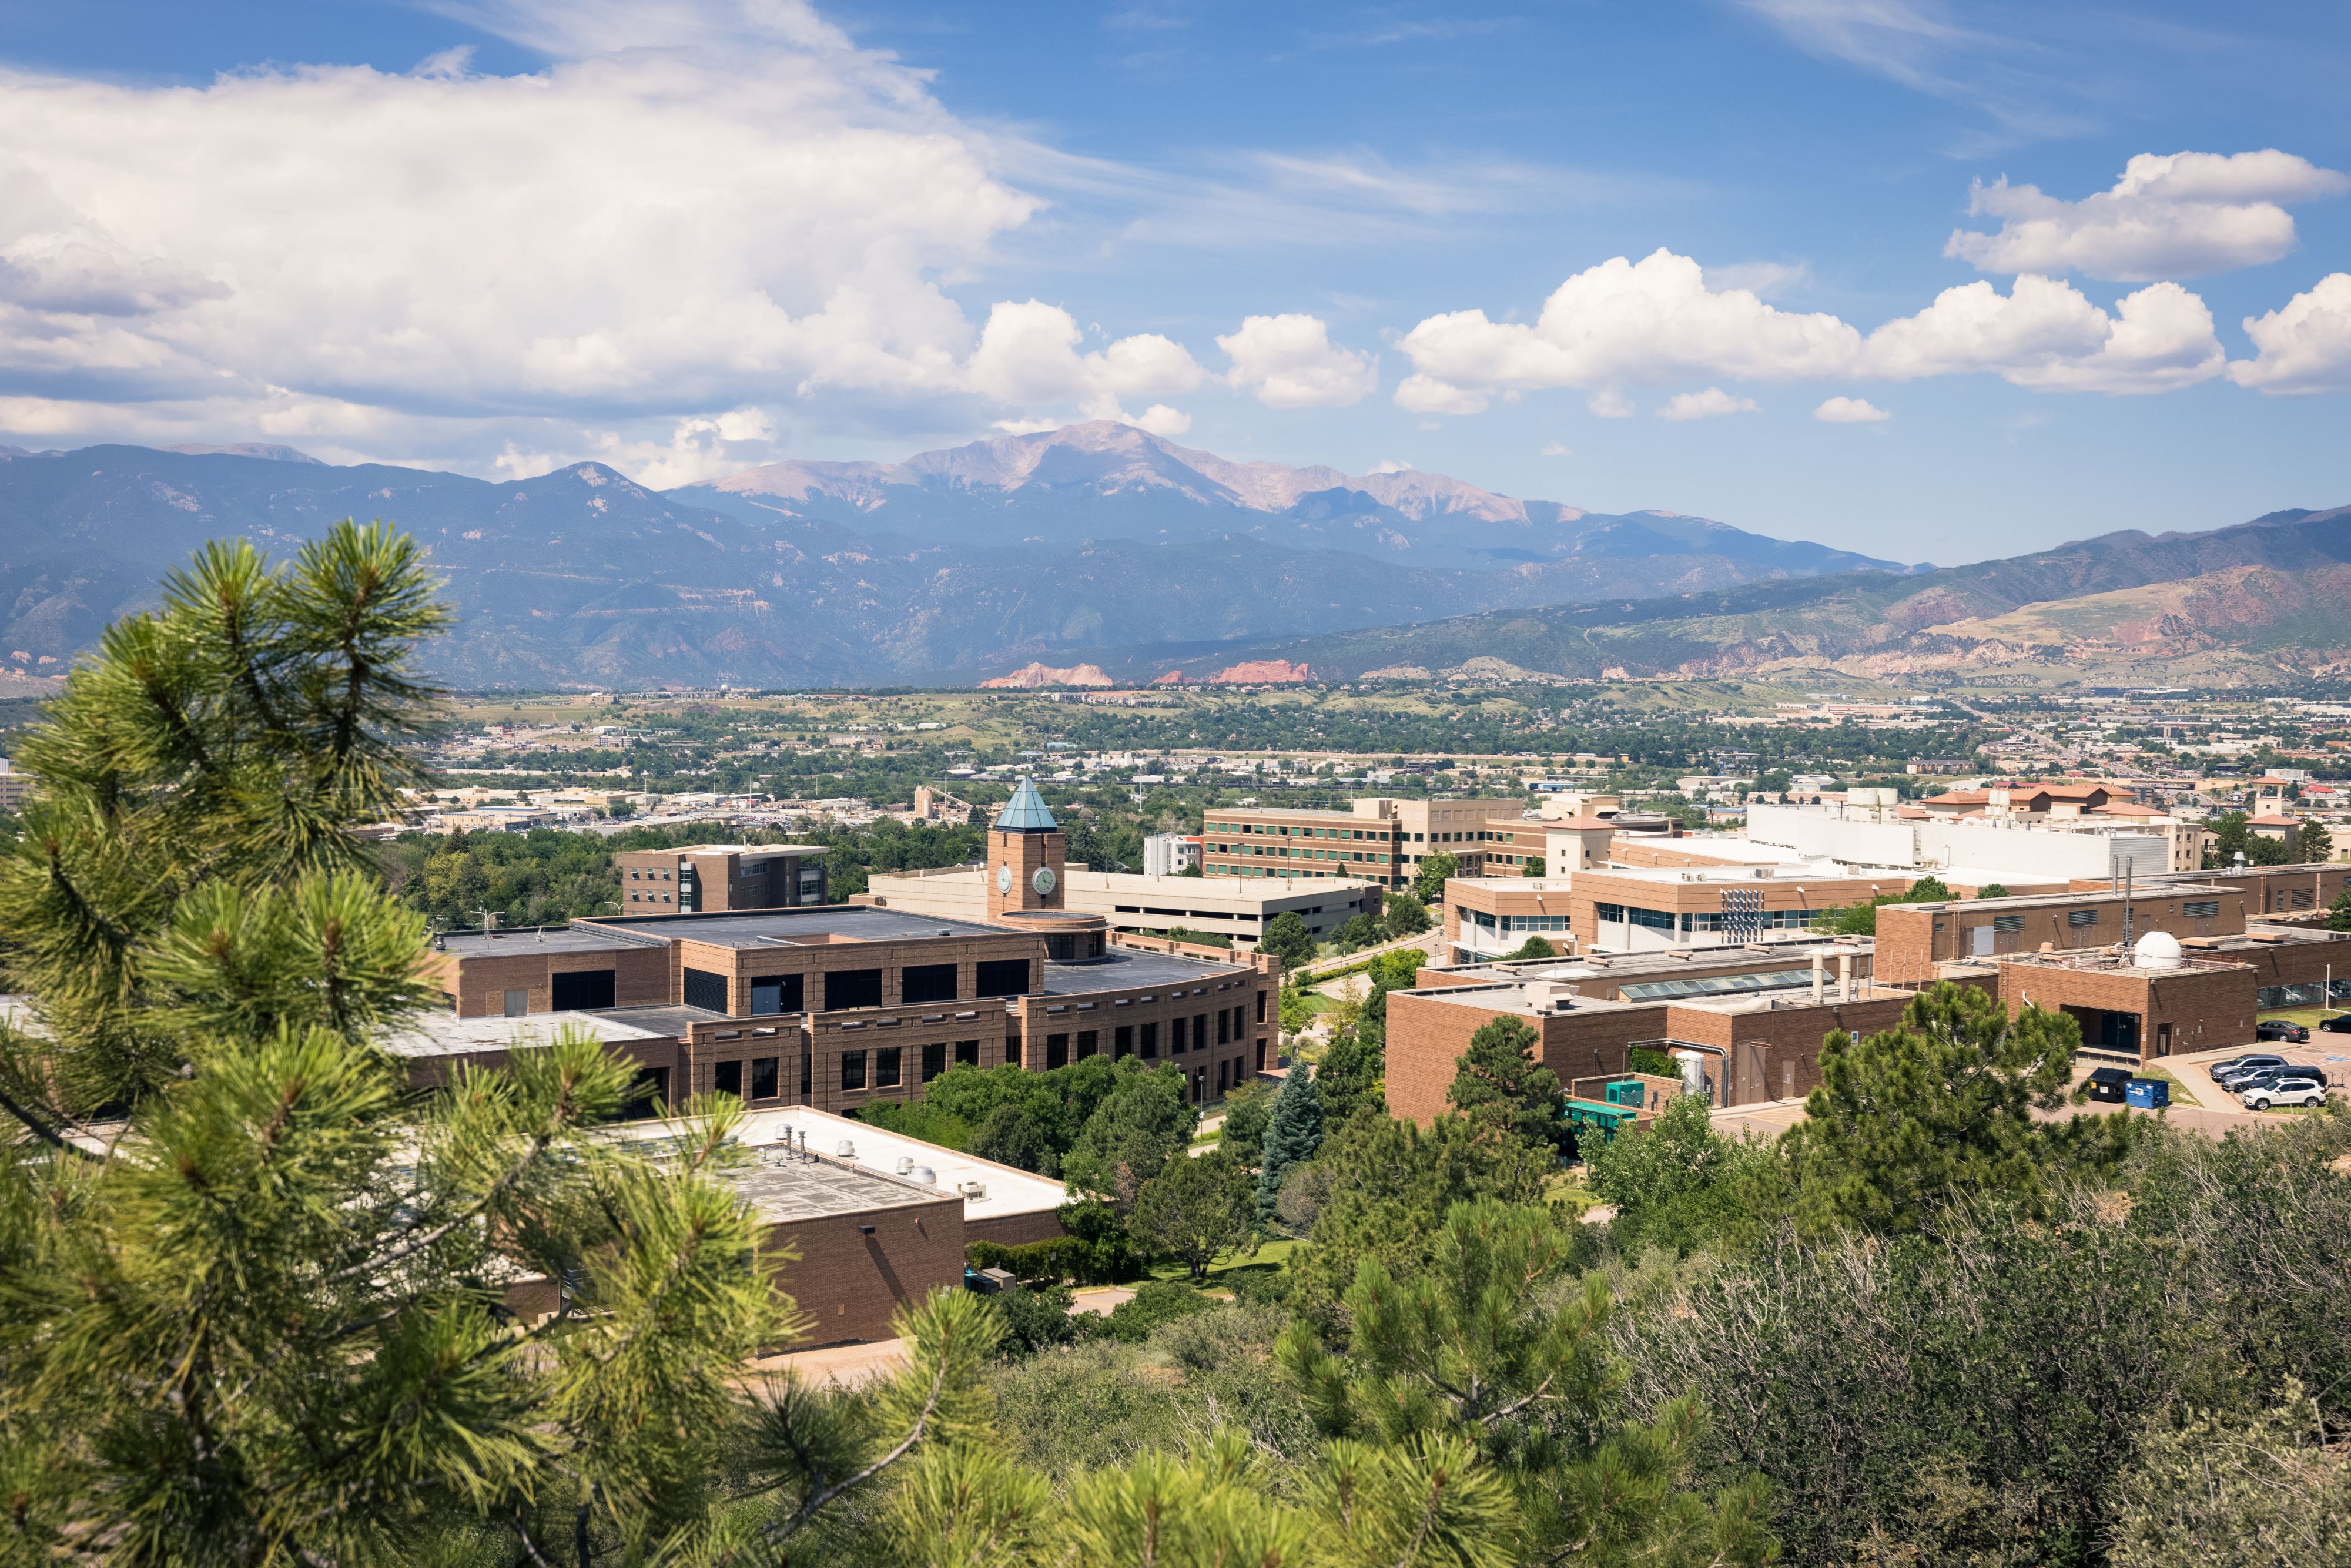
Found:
[379,1009,678,1059]
[611,1106,1067,1224]
[436,924,667,957]
[634,842,830,856]
[1429,933,1873,983]
[577,906,1014,947]
[1042,946,1250,994]
[1903,882,2241,915]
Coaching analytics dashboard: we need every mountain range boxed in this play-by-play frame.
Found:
[2,421,2340,691]
[1131,504,2351,688]
[0,423,1919,689]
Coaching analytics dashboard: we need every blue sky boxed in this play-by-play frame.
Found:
[1,1,2346,565]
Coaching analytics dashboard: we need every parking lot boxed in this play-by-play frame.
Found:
[2166,1037,2345,1114]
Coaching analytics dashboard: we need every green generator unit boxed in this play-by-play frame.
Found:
[1602,1078,1646,1108]
[1564,1098,1641,1144]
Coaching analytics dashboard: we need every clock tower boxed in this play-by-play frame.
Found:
[988,777,1067,920]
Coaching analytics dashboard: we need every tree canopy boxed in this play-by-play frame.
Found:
[1445,1014,1568,1152]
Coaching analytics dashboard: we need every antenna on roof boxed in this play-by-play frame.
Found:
[472,908,501,939]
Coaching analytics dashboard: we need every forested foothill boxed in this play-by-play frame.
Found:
[0,525,2343,1566]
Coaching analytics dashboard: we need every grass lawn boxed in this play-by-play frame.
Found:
[1146,1235,1299,1293]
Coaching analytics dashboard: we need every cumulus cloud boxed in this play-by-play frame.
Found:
[1657,388,1757,420]
[1586,388,1635,418]
[2227,273,2351,394]
[1393,248,2226,408]
[1540,441,1572,456]
[1215,313,1378,407]
[1814,396,1890,421]
[1947,151,2350,282]
[0,3,1244,470]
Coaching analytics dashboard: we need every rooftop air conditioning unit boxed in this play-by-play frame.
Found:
[895,1155,914,1175]
[835,1140,856,1159]
[959,1180,987,1201]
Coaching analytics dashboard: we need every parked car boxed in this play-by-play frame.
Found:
[2209,1053,2290,1081]
[2320,1015,2351,1034]
[2243,1077,2330,1111]
[2223,1064,2316,1094]
[2256,1020,2312,1043]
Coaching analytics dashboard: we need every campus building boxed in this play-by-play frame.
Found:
[1200,796,1531,886]
[1387,934,1904,1122]
[1441,864,1894,963]
[416,781,1278,1118]
[615,842,829,913]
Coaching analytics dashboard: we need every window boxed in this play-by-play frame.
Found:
[2067,909,2100,927]
[552,969,615,1010]
[1077,1029,1098,1058]
[875,1046,902,1088]
[1170,1020,1185,1055]
[1255,991,1265,1023]
[750,1057,779,1100]
[1005,1037,1021,1065]
[502,989,528,1018]
[922,1042,946,1081]
[1141,1021,1159,1059]
[955,1039,980,1067]
[682,967,729,1012]
[1194,1014,1208,1050]
[1217,1009,1230,1045]
[714,1060,742,1097]
[2183,900,2219,919]
[839,1051,868,1091]
[1992,915,2027,933]
[1114,1024,1133,1058]
[824,968,883,1011]
[901,963,957,1004]
[975,958,1030,997]
[1047,1033,1069,1068]
[749,973,803,1015]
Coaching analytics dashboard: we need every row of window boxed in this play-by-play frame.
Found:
[1209,822,1399,840]
[1220,844,1387,862]
[1017,1003,1250,1070]
[1589,903,1824,934]
[682,960,1034,1015]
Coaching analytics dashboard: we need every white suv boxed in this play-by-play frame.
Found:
[2242,1077,2330,1111]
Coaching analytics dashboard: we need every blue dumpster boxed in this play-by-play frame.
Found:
[2125,1078,2170,1109]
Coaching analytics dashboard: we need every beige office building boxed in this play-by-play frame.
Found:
[1201,796,1531,887]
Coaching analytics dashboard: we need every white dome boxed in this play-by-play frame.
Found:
[2132,930,2183,970]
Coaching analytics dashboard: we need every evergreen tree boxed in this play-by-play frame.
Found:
[1060,1061,1196,1211]
[0,525,1002,1561]
[1314,1020,1385,1123]
[1132,1149,1257,1281]
[1215,1078,1274,1165]
[2329,886,2351,933]
[1446,1014,1568,1151]
[1279,1199,1776,1568]
[1789,980,2139,1235]
[1502,934,1557,960]
[1259,910,1317,968]
[1254,1061,1325,1224]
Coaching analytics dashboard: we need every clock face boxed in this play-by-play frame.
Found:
[996,864,1013,894]
[1032,866,1057,896]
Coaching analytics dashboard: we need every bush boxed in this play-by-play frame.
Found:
[854,1098,972,1149]
[1104,1278,1215,1343]
[983,1282,1100,1358]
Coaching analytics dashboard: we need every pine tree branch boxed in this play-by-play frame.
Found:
[761,1354,951,1549]
[324,1096,575,1285]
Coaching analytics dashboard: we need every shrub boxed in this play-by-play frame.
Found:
[1104,1279,1215,1343]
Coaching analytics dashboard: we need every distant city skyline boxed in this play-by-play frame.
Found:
[1,0,2346,563]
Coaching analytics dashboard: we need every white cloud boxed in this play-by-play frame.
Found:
[1586,388,1635,418]
[1703,260,1811,298]
[1393,374,1488,416]
[1127,403,1192,436]
[1657,387,1758,420]
[1394,249,2226,408]
[963,300,1204,407]
[1814,396,1890,422]
[1371,459,1412,474]
[1947,151,2350,282]
[1394,250,1860,406]
[1540,441,1572,457]
[0,4,1250,470]
[2228,273,2351,394]
[592,406,780,489]
[1215,313,1378,407]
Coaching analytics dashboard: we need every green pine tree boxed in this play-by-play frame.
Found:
[1788,980,2139,1235]
[1446,1015,1568,1151]
[1255,1061,1325,1224]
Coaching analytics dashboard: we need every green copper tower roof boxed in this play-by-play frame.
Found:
[994,778,1059,831]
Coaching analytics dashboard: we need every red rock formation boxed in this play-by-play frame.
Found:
[1207,659,1312,684]
[977,661,1114,689]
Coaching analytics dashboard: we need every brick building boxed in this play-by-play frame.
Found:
[1442,863,1890,962]
[1387,939,1911,1125]
[417,780,1277,1120]
[1200,796,1529,886]
[615,842,829,914]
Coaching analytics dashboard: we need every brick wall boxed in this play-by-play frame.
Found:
[1386,991,1670,1124]
[437,944,669,1017]
[1878,892,2252,985]
[763,1190,966,1347]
